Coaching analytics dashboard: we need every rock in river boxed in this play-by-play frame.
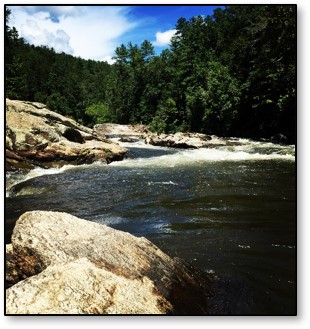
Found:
[6,99,127,170]
[145,132,228,149]
[6,211,212,315]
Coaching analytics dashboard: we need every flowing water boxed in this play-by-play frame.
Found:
[5,138,296,315]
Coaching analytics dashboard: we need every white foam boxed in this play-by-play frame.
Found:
[6,139,295,194]
[271,244,296,249]
[115,138,173,150]
[110,144,295,168]
[238,245,251,249]
[6,162,105,197]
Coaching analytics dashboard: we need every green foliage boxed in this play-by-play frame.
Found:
[107,41,156,124]
[202,61,240,135]
[46,92,70,116]
[149,98,180,133]
[85,102,113,125]
[5,9,111,125]
[5,5,296,142]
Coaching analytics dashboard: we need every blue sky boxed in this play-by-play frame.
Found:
[8,5,223,63]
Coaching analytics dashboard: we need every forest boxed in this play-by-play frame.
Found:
[5,5,296,143]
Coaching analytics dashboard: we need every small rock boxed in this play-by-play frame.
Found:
[271,133,288,144]
[119,136,141,143]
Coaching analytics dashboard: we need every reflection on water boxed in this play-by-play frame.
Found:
[5,138,296,315]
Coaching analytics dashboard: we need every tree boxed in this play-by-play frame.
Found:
[85,102,114,125]
[149,97,181,133]
[5,8,26,99]
[212,5,296,140]
[106,41,155,124]
[201,61,240,135]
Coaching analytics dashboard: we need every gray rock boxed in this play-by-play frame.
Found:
[6,99,127,170]
[6,258,171,314]
[94,123,148,137]
[6,211,212,314]
[145,132,225,149]
[119,136,141,143]
[271,133,288,144]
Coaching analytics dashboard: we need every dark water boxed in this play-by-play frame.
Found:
[5,138,296,315]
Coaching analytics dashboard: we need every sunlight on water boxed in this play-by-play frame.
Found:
[6,162,105,197]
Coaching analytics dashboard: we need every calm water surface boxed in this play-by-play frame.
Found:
[6,138,296,315]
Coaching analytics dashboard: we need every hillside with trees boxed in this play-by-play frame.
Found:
[5,5,296,143]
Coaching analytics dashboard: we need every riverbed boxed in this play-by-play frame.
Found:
[5,137,296,315]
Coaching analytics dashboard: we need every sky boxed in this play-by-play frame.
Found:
[7,5,222,64]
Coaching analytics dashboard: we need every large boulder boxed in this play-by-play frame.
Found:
[6,99,127,170]
[6,211,212,315]
[6,258,171,314]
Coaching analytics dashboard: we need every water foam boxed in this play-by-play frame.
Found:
[147,181,178,186]
[6,162,104,197]
[110,143,295,168]
[112,138,172,150]
[6,139,295,194]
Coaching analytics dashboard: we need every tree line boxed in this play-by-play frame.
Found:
[5,5,296,142]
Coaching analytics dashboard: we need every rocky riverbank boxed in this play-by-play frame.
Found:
[6,211,212,315]
[94,123,241,149]
[6,99,127,171]
[6,100,290,172]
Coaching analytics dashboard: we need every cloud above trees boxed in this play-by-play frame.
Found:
[153,29,177,46]
[8,6,180,61]
[8,6,137,62]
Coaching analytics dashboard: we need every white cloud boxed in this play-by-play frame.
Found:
[20,18,74,54]
[102,56,116,65]
[153,29,177,47]
[15,6,82,20]
[8,6,137,61]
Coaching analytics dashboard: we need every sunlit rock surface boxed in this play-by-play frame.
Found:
[6,99,127,170]
[6,211,212,314]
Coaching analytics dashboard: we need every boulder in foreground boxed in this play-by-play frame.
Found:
[6,211,212,314]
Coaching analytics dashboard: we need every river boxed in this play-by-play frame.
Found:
[5,137,296,315]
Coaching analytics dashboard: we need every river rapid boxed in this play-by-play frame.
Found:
[6,137,296,315]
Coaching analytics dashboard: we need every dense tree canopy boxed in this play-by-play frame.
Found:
[5,5,296,142]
